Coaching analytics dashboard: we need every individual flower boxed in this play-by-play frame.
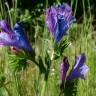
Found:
[13,22,32,52]
[60,53,89,83]
[60,57,69,83]
[67,53,89,80]
[0,20,32,52]
[45,3,76,43]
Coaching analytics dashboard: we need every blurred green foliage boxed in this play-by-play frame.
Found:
[6,0,96,21]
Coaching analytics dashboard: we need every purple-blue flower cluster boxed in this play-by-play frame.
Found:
[0,20,32,52]
[60,57,70,83]
[45,3,76,43]
[0,3,90,88]
[60,53,89,83]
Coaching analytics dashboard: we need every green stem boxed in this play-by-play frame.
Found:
[41,80,46,96]
[74,0,78,16]
[13,0,18,24]
[13,71,20,96]
[4,86,12,96]
[5,2,13,28]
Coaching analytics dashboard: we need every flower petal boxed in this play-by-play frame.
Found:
[67,53,89,80]
[73,53,86,69]
[60,57,70,82]
[0,20,13,33]
[46,6,57,34]
[13,22,32,52]
[55,15,69,42]
[79,64,89,79]
[0,32,18,46]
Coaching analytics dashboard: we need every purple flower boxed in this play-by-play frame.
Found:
[0,31,18,47]
[0,20,12,33]
[0,20,32,52]
[13,22,32,52]
[60,53,89,82]
[45,3,76,43]
[67,53,89,80]
[60,57,70,82]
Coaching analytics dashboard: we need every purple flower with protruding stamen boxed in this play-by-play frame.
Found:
[60,57,70,82]
[67,53,89,80]
[45,3,76,43]
[0,20,32,52]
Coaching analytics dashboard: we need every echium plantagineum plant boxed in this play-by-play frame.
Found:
[45,3,89,96]
[60,53,89,84]
[0,2,90,96]
[59,53,89,96]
